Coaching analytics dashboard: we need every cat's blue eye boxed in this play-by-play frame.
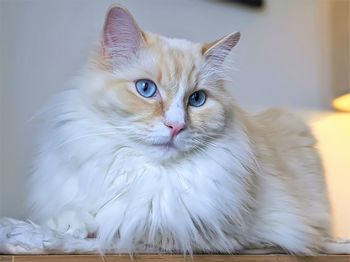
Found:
[189,90,207,107]
[135,79,157,98]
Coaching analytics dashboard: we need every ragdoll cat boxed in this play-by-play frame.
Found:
[27,5,339,254]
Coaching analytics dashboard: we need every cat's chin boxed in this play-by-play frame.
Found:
[151,145,182,161]
[138,142,188,162]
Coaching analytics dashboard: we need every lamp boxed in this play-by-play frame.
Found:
[330,0,349,113]
[332,93,350,112]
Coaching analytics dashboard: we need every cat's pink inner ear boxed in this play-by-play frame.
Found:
[103,6,143,62]
[203,32,240,63]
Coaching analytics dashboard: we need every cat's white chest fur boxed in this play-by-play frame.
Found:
[75,140,254,252]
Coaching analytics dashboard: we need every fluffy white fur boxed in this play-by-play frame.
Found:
[24,74,330,254]
[1,217,349,254]
[27,82,258,253]
[0,217,100,254]
[1,5,348,255]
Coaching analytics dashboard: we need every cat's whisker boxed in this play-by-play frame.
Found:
[39,132,119,153]
[104,146,129,178]
[194,137,259,176]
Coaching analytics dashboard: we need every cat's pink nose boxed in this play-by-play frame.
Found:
[165,122,185,138]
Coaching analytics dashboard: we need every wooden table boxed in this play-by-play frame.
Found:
[1,255,350,262]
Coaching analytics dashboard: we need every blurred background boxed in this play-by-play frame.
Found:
[0,0,349,238]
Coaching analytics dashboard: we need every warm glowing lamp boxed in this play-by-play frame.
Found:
[332,93,350,112]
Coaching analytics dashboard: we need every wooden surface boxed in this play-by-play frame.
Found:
[1,255,350,262]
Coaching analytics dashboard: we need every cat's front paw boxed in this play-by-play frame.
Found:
[45,210,96,239]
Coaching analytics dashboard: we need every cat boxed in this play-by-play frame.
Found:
[26,4,337,254]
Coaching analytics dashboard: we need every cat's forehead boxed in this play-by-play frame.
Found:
[144,34,205,97]
[147,34,204,65]
[159,36,196,50]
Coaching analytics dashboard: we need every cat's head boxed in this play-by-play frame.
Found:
[88,5,240,162]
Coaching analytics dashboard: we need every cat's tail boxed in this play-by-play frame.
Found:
[323,239,350,254]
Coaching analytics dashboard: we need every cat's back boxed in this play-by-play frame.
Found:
[244,108,331,251]
[254,108,315,148]
[253,107,323,182]
[252,107,330,233]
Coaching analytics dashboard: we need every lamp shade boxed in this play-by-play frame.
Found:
[332,93,350,112]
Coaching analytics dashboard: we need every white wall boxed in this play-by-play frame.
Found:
[0,0,5,216]
[0,0,334,217]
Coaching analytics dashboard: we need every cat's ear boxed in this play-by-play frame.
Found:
[102,5,144,64]
[202,32,240,65]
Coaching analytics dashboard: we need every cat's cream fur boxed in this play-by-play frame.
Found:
[27,5,332,254]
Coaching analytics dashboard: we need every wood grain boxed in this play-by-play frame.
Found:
[0,256,12,262]
[0,255,349,262]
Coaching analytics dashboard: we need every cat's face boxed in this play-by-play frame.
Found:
[91,6,240,161]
